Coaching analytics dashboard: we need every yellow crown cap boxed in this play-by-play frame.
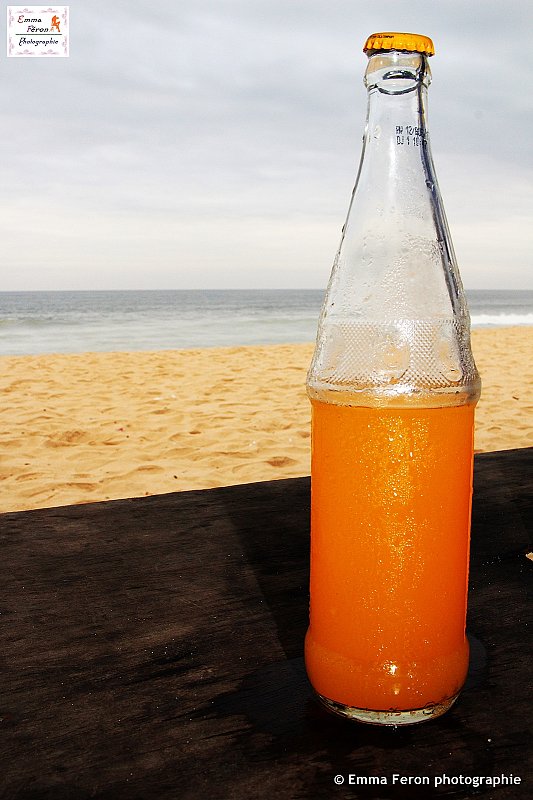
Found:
[363,32,435,57]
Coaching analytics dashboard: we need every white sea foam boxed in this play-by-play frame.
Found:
[471,313,533,327]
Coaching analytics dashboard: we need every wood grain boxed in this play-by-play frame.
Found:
[1,449,531,799]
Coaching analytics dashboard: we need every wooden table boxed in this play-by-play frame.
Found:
[1,448,531,799]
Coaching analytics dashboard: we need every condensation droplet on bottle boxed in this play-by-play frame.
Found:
[438,333,462,384]
[375,329,410,382]
[443,365,461,381]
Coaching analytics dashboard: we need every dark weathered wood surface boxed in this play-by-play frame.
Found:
[1,448,531,800]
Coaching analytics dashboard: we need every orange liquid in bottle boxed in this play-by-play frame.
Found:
[305,398,475,712]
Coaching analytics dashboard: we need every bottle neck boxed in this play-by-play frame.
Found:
[357,52,466,316]
[360,52,433,185]
[306,49,480,406]
[364,50,431,94]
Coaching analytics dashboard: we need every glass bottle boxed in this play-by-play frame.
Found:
[305,32,481,725]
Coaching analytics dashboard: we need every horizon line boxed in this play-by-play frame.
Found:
[1,287,532,294]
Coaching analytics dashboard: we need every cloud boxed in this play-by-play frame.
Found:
[0,0,531,288]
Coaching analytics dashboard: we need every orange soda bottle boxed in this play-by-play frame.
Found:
[305,32,481,725]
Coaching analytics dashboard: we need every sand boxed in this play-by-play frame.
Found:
[1,327,532,513]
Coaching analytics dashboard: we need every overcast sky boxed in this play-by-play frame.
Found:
[1,0,532,290]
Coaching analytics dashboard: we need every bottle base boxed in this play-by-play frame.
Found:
[315,690,460,726]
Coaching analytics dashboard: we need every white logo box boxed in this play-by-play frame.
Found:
[7,6,69,57]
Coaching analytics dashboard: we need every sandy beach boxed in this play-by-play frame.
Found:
[1,327,531,513]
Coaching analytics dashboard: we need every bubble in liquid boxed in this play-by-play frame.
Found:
[383,661,398,675]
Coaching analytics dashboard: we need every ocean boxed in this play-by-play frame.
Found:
[0,289,532,357]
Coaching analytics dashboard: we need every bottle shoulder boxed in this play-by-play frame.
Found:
[307,316,481,407]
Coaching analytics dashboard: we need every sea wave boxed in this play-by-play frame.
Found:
[471,313,533,327]
[0,317,67,328]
